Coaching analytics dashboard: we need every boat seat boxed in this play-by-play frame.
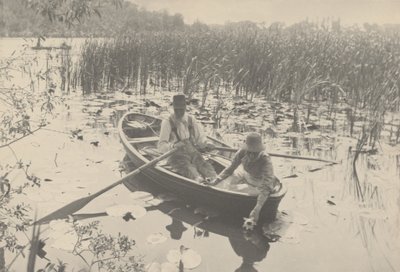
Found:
[138,146,162,157]
[126,120,148,129]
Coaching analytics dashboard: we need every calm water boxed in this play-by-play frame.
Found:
[1,38,400,272]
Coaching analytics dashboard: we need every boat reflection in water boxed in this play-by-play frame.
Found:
[122,155,272,272]
[154,201,271,272]
[74,155,273,271]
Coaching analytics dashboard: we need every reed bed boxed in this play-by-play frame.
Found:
[72,23,400,143]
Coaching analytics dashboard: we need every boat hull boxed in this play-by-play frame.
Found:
[119,112,286,222]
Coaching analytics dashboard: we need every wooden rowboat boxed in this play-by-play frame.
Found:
[118,112,287,222]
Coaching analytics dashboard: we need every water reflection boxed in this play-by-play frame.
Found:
[71,154,273,271]
[122,155,272,271]
[230,232,270,272]
[165,218,187,240]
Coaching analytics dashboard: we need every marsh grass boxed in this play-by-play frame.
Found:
[73,24,399,137]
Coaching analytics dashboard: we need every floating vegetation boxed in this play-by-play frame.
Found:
[146,233,168,245]
[166,246,202,270]
[73,25,400,147]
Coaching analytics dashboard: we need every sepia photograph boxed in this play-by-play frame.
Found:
[0,0,399,271]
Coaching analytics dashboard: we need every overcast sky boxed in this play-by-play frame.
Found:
[131,0,400,26]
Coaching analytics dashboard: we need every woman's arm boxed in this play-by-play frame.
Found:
[217,149,245,180]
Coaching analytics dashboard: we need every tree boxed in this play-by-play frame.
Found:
[27,0,124,27]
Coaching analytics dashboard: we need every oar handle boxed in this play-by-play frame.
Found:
[90,147,179,199]
[213,146,339,164]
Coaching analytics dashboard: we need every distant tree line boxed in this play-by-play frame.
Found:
[0,0,185,37]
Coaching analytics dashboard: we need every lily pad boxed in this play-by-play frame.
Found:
[166,247,202,270]
[147,233,168,245]
[181,248,202,269]
[146,262,179,272]
[146,262,161,272]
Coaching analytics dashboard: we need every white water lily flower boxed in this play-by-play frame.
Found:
[146,262,161,272]
[47,219,75,239]
[105,204,146,218]
[146,262,178,272]
[49,219,73,231]
[130,191,154,202]
[156,193,178,202]
[146,198,164,206]
[147,233,168,244]
[50,231,78,252]
[161,262,178,272]
[166,247,202,270]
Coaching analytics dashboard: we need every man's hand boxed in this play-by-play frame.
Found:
[205,177,221,186]
[205,143,216,151]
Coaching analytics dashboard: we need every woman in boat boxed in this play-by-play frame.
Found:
[208,132,281,228]
[158,94,217,182]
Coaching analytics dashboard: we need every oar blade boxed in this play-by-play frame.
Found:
[34,147,178,225]
[34,195,94,225]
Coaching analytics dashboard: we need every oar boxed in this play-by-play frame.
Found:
[213,146,339,164]
[35,148,178,225]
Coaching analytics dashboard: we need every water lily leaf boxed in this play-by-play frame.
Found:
[147,233,168,244]
[146,262,161,272]
[105,204,147,218]
[166,249,181,264]
[146,262,179,272]
[161,262,178,272]
[166,247,202,270]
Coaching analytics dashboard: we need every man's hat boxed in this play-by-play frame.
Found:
[243,132,265,153]
[172,94,187,109]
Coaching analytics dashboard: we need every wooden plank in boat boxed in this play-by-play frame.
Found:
[128,136,159,143]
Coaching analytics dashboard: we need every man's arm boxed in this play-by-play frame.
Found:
[191,117,209,149]
[158,119,173,153]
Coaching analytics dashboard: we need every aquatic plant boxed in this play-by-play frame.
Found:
[74,23,399,123]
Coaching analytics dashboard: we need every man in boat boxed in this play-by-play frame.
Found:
[158,94,217,182]
[208,132,281,228]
